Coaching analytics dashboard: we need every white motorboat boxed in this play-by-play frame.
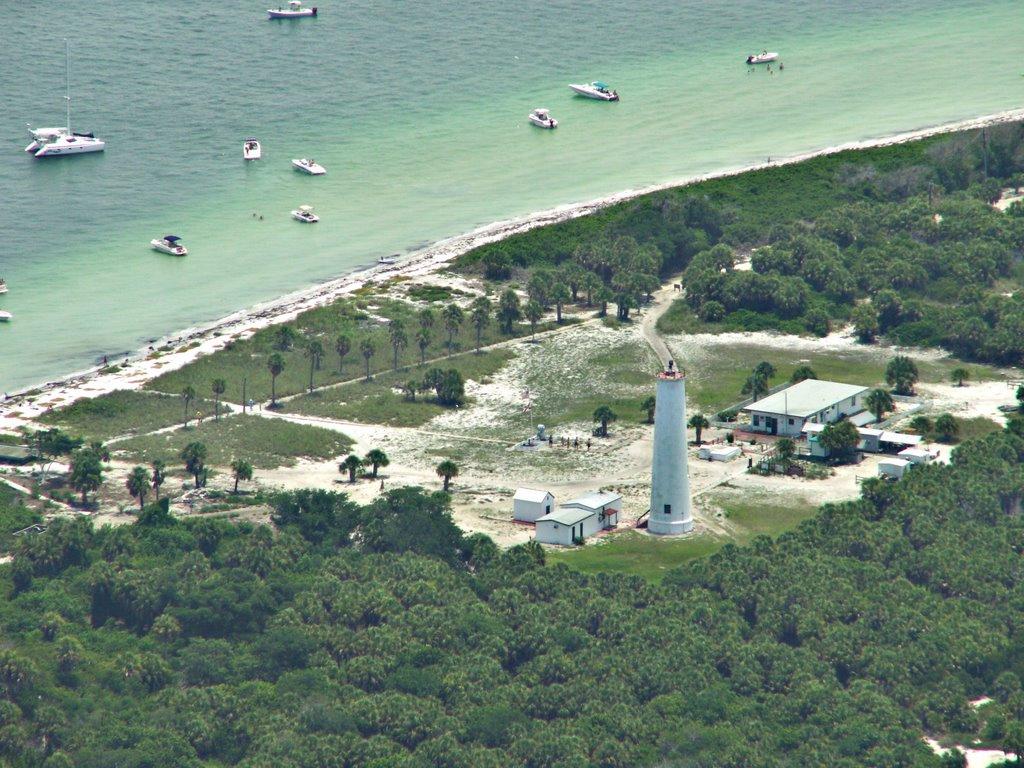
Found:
[27,42,105,158]
[292,158,326,175]
[528,108,558,129]
[378,255,398,265]
[292,205,319,223]
[268,1,317,18]
[0,278,7,295]
[151,235,188,256]
[568,81,619,101]
[243,138,262,160]
[0,312,12,323]
[746,51,779,64]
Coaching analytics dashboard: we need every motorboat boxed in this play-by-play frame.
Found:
[151,235,188,256]
[568,81,618,101]
[268,1,317,18]
[243,138,262,160]
[378,255,398,265]
[0,278,7,295]
[26,42,105,158]
[746,51,779,64]
[292,158,326,175]
[292,205,319,223]
[528,108,558,129]
[0,312,12,323]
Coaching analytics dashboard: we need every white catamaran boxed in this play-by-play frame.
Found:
[26,41,105,158]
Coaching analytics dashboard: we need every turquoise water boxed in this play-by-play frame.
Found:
[1,0,1022,392]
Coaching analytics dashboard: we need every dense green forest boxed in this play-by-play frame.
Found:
[459,123,1024,366]
[5,419,1024,766]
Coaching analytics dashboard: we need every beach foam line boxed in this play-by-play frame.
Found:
[3,105,1024,426]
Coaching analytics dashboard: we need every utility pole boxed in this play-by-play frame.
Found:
[241,378,247,413]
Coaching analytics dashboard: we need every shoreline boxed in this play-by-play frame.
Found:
[3,105,1024,427]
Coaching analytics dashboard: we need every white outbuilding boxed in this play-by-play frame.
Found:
[878,458,911,479]
[534,491,621,546]
[898,447,935,465]
[513,488,554,523]
[698,445,742,461]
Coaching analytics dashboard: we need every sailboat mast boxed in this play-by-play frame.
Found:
[64,39,71,133]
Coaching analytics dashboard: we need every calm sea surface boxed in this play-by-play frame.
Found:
[1,0,1021,391]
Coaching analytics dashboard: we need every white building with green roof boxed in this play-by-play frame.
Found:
[743,379,868,437]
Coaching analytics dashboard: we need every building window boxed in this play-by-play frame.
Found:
[753,415,760,426]
[663,504,671,515]
[788,418,794,425]
[545,505,550,514]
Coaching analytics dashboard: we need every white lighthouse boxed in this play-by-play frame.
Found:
[648,360,693,535]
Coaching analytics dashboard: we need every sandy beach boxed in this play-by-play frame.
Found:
[3,106,1024,431]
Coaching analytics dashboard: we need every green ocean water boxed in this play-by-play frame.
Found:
[1,0,1022,392]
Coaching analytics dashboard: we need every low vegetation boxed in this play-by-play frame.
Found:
[113,415,352,469]
[38,390,229,442]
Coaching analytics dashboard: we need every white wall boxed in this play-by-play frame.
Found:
[513,494,553,522]
[535,512,601,546]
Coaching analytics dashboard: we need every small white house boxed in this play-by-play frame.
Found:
[878,458,911,479]
[513,488,554,523]
[534,491,621,546]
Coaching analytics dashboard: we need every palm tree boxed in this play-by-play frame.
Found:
[593,405,617,438]
[525,300,543,340]
[181,385,196,428]
[754,361,776,382]
[151,459,166,501]
[305,339,324,393]
[581,271,601,307]
[790,366,817,384]
[389,320,408,371]
[775,437,796,463]
[497,289,522,334]
[340,454,363,483]
[336,334,351,375]
[416,328,431,365]
[470,296,492,353]
[267,353,285,407]
[688,413,710,445]
[359,339,375,381]
[402,380,418,401]
[418,307,436,335]
[181,442,208,489]
[125,465,151,510]
[551,283,570,323]
[211,379,226,420]
[230,459,253,493]
[951,368,969,387]
[442,304,464,357]
[934,413,959,442]
[436,459,459,492]
[865,388,895,422]
[364,448,389,478]
[641,396,656,424]
[885,354,919,395]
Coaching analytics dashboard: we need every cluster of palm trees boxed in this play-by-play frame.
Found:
[338,449,459,492]
[125,449,254,511]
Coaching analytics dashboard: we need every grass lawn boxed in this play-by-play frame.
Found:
[146,293,558,404]
[38,390,230,442]
[284,349,515,427]
[549,494,818,582]
[113,414,352,469]
[547,531,724,583]
[717,495,818,540]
